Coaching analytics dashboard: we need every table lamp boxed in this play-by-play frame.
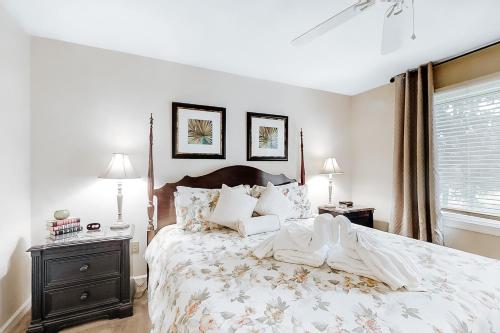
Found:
[321,157,344,207]
[99,153,139,229]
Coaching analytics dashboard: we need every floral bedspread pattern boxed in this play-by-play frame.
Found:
[145,222,500,333]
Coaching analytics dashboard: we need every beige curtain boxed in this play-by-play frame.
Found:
[390,63,442,244]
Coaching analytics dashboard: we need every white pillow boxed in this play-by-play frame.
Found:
[250,182,313,219]
[238,215,281,237]
[250,182,298,198]
[254,182,294,222]
[208,184,258,230]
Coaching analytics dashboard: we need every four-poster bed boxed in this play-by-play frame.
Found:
[146,114,306,244]
[144,114,500,333]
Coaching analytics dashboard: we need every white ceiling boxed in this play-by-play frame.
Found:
[3,0,500,95]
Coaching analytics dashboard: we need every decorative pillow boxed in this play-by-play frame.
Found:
[208,184,258,231]
[250,182,298,198]
[287,184,313,218]
[254,182,294,222]
[174,185,251,232]
[250,182,313,219]
[173,189,220,232]
[238,215,281,237]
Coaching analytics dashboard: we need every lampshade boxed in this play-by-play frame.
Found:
[99,153,139,179]
[322,157,343,175]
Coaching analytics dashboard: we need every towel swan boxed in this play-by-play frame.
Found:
[328,215,422,290]
[254,214,422,290]
[253,214,335,267]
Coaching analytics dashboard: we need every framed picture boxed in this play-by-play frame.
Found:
[172,102,226,159]
[247,112,288,161]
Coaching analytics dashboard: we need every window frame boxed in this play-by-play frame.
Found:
[433,74,500,235]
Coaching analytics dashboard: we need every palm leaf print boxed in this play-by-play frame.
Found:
[259,126,278,149]
[188,119,213,145]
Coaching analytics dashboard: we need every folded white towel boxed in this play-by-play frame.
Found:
[253,234,275,259]
[327,216,422,291]
[238,215,281,237]
[327,244,379,281]
[253,214,336,267]
[274,246,329,267]
[356,231,422,290]
[272,214,336,252]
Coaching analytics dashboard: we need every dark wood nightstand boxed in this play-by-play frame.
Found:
[319,206,375,228]
[27,226,134,333]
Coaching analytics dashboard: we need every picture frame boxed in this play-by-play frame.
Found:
[172,102,226,159]
[247,112,288,161]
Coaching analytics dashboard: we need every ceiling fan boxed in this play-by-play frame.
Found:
[292,0,416,55]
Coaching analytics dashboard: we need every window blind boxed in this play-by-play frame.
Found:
[434,77,500,219]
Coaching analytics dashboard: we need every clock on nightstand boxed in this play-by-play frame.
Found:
[27,225,134,333]
[319,206,375,229]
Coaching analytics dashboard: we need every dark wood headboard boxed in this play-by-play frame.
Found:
[146,114,305,243]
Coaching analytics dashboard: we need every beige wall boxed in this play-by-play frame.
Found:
[0,5,31,331]
[30,38,353,276]
[351,84,395,231]
[351,83,500,260]
[444,227,500,259]
[435,43,500,89]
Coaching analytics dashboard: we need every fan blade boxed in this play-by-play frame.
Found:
[292,0,376,45]
[381,7,407,54]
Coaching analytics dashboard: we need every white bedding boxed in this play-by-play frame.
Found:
[145,220,500,333]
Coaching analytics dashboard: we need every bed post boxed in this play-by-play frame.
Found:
[147,114,155,244]
[300,129,305,185]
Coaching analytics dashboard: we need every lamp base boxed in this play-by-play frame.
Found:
[110,222,130,230]
[324,202,336,208]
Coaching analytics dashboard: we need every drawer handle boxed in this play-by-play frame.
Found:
[80,291,89,301]
[79,264,89,272]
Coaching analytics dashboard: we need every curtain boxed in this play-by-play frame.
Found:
[390,63,443,244]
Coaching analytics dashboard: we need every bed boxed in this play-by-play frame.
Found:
[144,116,500,333]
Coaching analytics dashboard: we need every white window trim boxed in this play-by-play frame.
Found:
[434,73,500,232]
[442,210,500,236]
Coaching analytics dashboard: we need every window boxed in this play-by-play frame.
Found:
[434,77,500,223]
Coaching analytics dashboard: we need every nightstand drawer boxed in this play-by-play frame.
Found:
[319,206,375,229]
[43,278,121,318]
[347,216,372,228]
[45,251,121,287]
[344,211,370,219]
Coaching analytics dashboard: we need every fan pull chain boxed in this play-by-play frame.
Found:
[411,0,416,40]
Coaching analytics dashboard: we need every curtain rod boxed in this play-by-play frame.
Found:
[389,38,500,83]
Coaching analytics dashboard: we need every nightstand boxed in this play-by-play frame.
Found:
[27,225,134,333]
[319,206,375,228]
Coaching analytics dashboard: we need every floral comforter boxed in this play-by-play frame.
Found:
[145,221,500,333]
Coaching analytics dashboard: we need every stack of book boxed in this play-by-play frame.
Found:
[47,217,83,240]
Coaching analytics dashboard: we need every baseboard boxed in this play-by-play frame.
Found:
[131,274,147,298]
[132,274,147,283]
[0,298,31,333]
